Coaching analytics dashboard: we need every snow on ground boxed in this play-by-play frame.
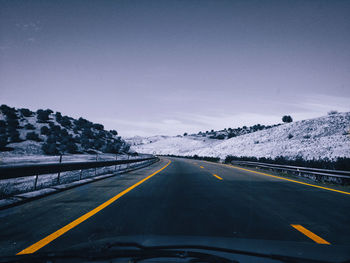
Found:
[127,136,221,156]
[126,135,171,146]
[0,153,149,166]
[129,112,350,160]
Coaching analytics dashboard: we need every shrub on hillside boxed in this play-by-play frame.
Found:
[97,131,106,139]
[82,128,94,139]
[73,135,81,143]
[37,109,51,122]
[328,110,338,115]
[74,117,93,129]
[19,108,33,117]
[93,123,104,130]
[65,141,78,153]
[93,138,104,150]
[42,142,59,155]
[55,112,62,122]
[40,126,50,135]
[8,129,21,142]
[49,124,61,135]
[81,138,92,150]
[252,124,264,132]
[110,130,118,135]
[228,133,236,139]
[122,143,130,153]
[0,135,8,149]
[216,134,225,140]
[7,119,19,129]
[57,133,76,153]
[60,128,69,138]
[102,143,121,153]
[24,123,35,130]
[0,127,6,135]
[0,105,18,120]
[59,116,71,127]
[46,135,57,144]
[0,104,10,113]
[73,127,79,134]
[282,115,293,123]
[26,132,41,141]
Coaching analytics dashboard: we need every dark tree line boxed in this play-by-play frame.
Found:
[0,104,128,155]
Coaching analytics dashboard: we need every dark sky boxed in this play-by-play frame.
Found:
[1,0,349,136]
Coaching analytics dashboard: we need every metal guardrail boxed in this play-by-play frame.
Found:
[231,161,350,184]
[0,155,159,199]
[0,156,158,180]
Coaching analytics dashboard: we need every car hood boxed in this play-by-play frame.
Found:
[63,235,350,262]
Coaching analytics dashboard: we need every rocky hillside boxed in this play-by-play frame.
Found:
[129,112,350,160]
[0,105,130,156]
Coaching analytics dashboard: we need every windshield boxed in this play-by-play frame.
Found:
[0,1,350,262]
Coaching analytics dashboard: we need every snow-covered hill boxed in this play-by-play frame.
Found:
[128,113,350,160]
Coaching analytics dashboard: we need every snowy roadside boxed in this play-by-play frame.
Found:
[0,152,147,166]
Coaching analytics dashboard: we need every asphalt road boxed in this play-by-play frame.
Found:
[0,157,350,261]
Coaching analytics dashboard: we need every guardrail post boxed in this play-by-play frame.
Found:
[115,154,117,172]
[95,154,98,176]
[57,154,62,184]
[79,169,82,180]
[127,155,130,170]
[34,175,38,190]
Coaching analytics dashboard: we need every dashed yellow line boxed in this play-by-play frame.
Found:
[200,166,204,169]
[212,174,223,180]
[17,160,172,255]
[291,224,330,245]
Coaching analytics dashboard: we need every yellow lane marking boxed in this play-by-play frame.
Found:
[291,224,330,245]
[228,165,350,196]
[212,174,223,180]
[200,166,204,169]
[205,161,350,196]
[17,160,172,255]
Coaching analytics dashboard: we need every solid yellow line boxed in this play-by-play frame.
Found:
[200,166,204,168]
[17,160,172,255]
[212,174,223,180]
[223,164,350,196]
[291,224,330,244]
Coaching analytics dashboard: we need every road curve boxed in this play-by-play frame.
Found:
[0,157,349,261]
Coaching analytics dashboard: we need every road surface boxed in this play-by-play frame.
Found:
[0,157,349,261]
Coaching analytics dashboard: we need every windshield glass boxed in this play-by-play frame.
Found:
[0,0,350,262]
